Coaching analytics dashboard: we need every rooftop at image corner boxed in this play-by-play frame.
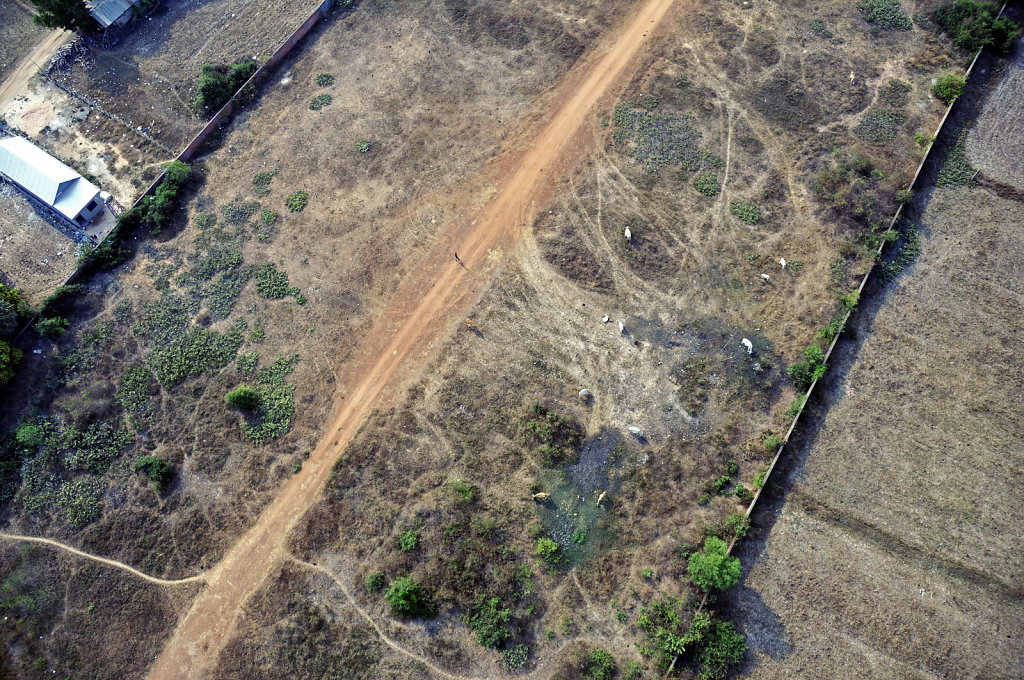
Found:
[0,135,103,225]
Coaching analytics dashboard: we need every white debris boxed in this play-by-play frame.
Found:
[618,321,625,333]
[32,349,43,355]
[624,226,632,241]
[596,490,607,507]
[602,315,610,323]
[761,273,771,282]
[578,389,592,399]
[741,338,753,354]
[628,426,644,438]
[779,258,786,269]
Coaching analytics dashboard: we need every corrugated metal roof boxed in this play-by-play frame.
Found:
[0,136,100,221]
[87,0,133,28]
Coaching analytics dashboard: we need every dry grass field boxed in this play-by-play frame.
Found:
[0,0,1005,678]
[733,31,1024,680]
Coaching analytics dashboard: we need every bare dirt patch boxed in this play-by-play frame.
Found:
[0,3,46,85]
[966,44,1024,192]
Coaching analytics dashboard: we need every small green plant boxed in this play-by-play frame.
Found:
[734,483,754,503]
[763,433,784,450]
[914,132,934,148]
[503,644,529,671]
[309,93,333,110]
[693,171,720,196]
[727,513,750,538]
[397,529,420,552]
[464,596,511,648]
[357,140,371,153]
[641,568,654,579]
[364,570,386,593]
[840,289,861,310]
[786,395,807,419]
[585,648,617,680]
[712,475,731,494]
[315,73,335,87]
[687,536,742,592]
[449,479,475,504]
[252,170,278,196]
[896,189,913,204]
[932,73,966,105]
[753,468,768,489]
[225,385,261,410]
[730,201,760,224]
[573,531,587,545]
[285,190,309,212]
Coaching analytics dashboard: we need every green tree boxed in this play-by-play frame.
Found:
[225,385,261,410]
[932,73,967,104]
[687,536,742,592]
[0,340,23,384]
[696,619,747,680]
[29,0,98,32]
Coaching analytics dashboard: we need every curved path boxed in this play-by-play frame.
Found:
[0,29,71,110]
[0,532,206,587]
[147,0,682,676]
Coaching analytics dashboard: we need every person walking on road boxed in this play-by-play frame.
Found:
[454,252,462,264]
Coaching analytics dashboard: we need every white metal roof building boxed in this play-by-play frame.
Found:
[0,136,104,227]
[87,0,137,29]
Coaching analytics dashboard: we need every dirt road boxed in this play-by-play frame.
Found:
[0,28,70,110]
[147,0,681,676]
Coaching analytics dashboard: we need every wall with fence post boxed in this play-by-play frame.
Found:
[667,5,1008,674]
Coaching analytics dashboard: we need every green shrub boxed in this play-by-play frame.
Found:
[763,433,784,450]
[585,648,616,680]
[133,456,172,489]
[464,595,511,648]
[857,0,912,30]
[786,395,807,418]
[193,58,258,114]
[734,483,753,503]
[696,620,747,680]
[933,73,966,104]
[14,422,46,450]
[285,190,309,212]
[357,140,371,153]
[726,513,750,538]
[693,171,720,196]
[316,73,335,87]
[535,537,561,564]
[840,289,860,310]
[397,529,419,552]
[0,299,17,337]
[934,0,1019,53]
[384,576,431,617]
[39,284,83,318]
[786,344,827,388]
[55,476,105,527]
[36,316,69,339]
[252,170,278,196]
[687,536,742,592]
[364,570,386,593]
[854,108,906,143]
[225,385,261,410]
[730,201,760,224]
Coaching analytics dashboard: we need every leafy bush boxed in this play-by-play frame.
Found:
[763,433,784,450]
[786,344,827,388]
[726,513,750,538]
[729,201,760,224]
[239,355,299,443]
[449,479,475,504]
[364,570,386,593]
[687,536,742,592]
[463,596,511,648]
[249,263,294,299]
[937,129,976,187]
[384,576,432,617]
[225,385,261,410]
[356,140,371,153]
[585,648,617,680]
[932,73,966,104]
[693,171,720,196]
[0,300,18,337]
[933,1,1019,53]
[36,316,69,339]
[854,108,905,143]
[316,73,335,87]
[397,529,420,552]
[786,395,807,418]
[55,476,105,527]
[285,190,309,212]
[857,0,913,30]
[133,456,172,489]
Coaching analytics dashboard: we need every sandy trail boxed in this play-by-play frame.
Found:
[0,532,205,586]
[0,28,71,110]
[146,0,680,676]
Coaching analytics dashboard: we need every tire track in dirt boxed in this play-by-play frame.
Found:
[0,29,71,110]
[147,0,683,676]
[0,532,206,586]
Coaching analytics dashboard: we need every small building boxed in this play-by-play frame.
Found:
[0,136,104,228]
[86,0,139,30]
